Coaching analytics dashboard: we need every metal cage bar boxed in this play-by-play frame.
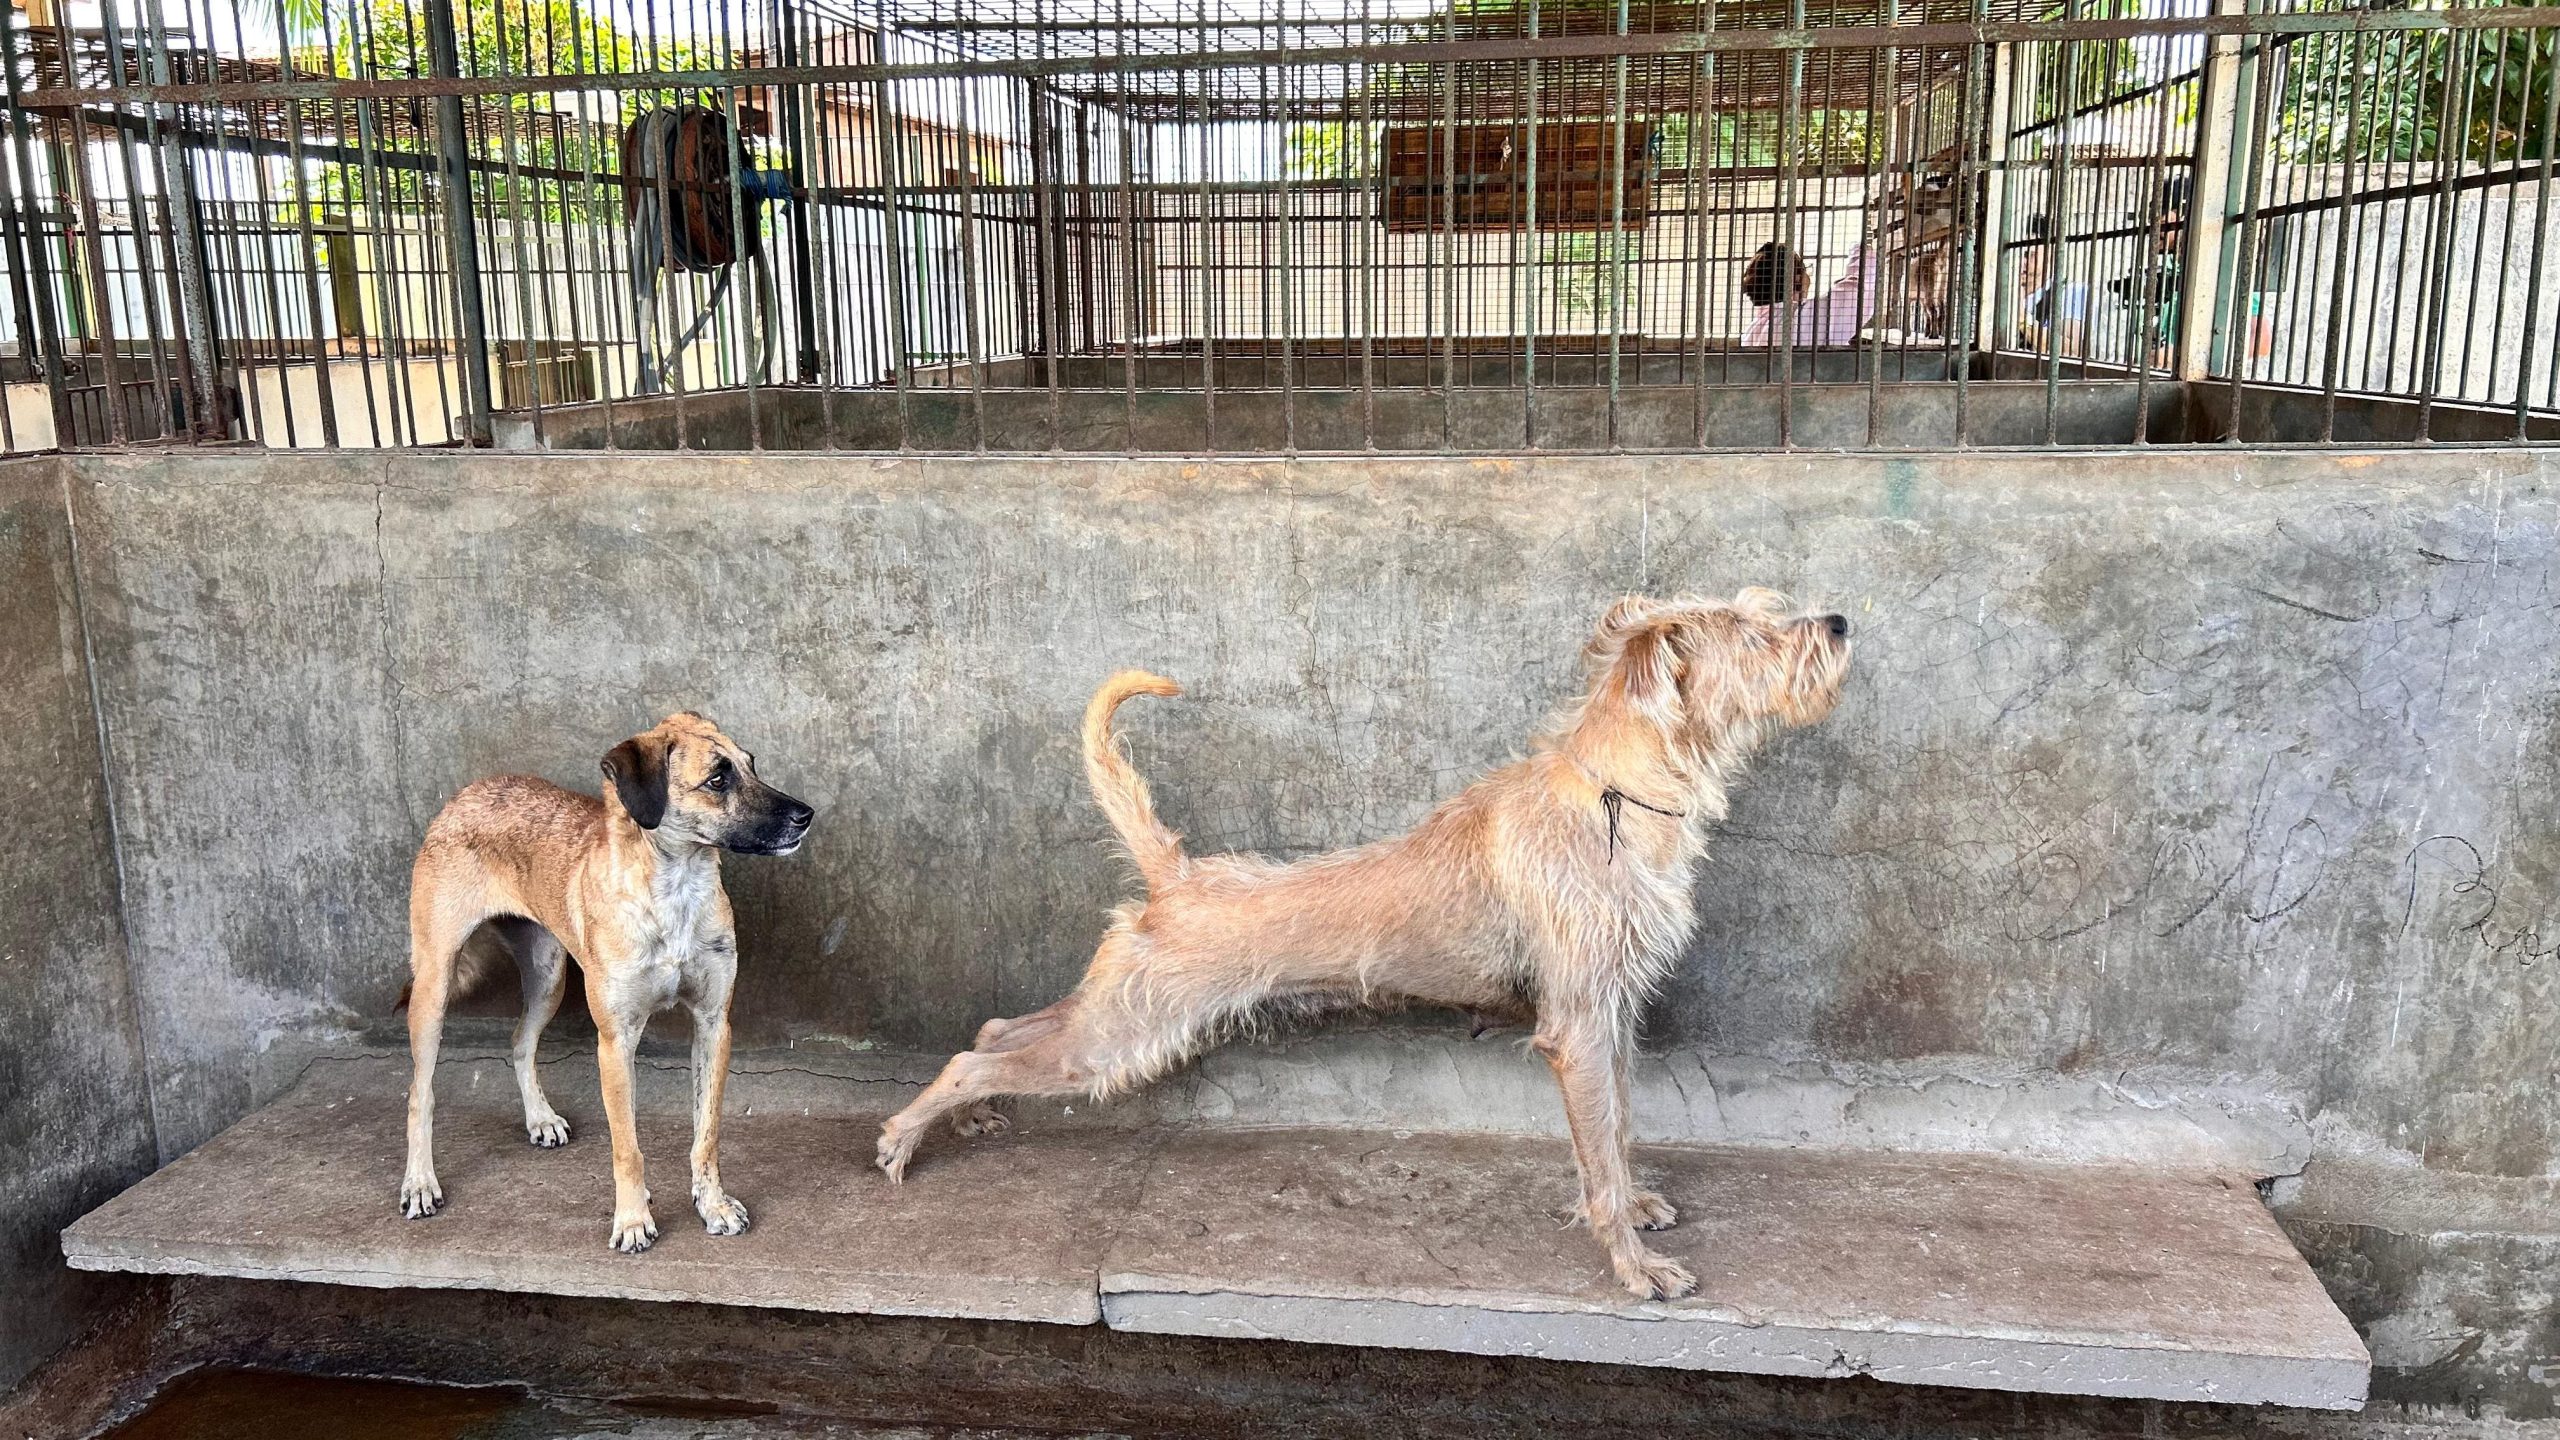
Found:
[4,0,2557,456]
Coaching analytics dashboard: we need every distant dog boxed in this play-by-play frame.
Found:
[399,713,814,1253]
[878,592,1850,1299]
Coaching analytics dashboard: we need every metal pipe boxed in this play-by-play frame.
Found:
[2219,16,2276,442]
[425,0,495,444]
[39,9,2560,114]
[0,2,74,446]
[779,0,823,382]
[2512,28,2560,437]
[2414,7,2477,440]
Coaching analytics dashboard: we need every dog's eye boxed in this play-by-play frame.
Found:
[704,767,731,793]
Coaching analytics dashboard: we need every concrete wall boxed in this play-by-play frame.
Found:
[0,458,158,1391]
[9,446,2560,1418]
[491,380,2181,453]
[61,448,2554,1157]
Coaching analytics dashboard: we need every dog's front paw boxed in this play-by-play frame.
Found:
[1618,1247,1697,1302]
[952,1102,1010,1138]
[525,1111,571,1148]
[398,1172,442,1218]
[876,1123,919,1183]
[608,1208,660,1254]
[1630,1190,1678,1231]
[695,1186,751,1236]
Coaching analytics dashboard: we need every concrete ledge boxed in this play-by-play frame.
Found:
[1098,1129,2368,1408]
[1167,1030,2314,1176]
[64,1076,1121,1326]
[251,1030,2318,1178]
[488,380,2182,452]
[63,1062,2368,1410]
[1103,1292,2363,1405]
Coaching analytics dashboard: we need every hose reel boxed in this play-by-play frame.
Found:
[622,105,792,394]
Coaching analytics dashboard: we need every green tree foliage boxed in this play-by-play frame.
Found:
[278,0,718,221]
[1286,121,1375,179]
[2024,0,2153,119]
[280,0,706,78]
[1658,108,1873,169]
[1545,229,1632,319]
[2275,5,2555,164]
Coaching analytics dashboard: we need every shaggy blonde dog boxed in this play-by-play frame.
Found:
[878,590,1851,1298]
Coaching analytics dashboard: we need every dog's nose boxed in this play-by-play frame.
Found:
[787,801,815,828]
[1822,614,1850,639]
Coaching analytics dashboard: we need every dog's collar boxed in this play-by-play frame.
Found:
[1598,786,1687,863]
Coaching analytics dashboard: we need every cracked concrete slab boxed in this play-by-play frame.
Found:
[1099,1129,2369,1408]
[62,1063,1139,1325]
[63,1062,2365,1409]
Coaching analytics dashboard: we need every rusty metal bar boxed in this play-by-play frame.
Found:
[1359,0,1378,450]
[777,0,821,387]
[36,9,2560,114]
[95,0,183,442]
[2040,11,2073,445]
[425,0,494,444]
[1950,0,1986,446]
[0,2,75,447]
[2219,15,2275,445]
[12,0,2557,460]
[872,17,915,449]
[1524,0,1544,448]
[2251,157,2560,223]
[2413,5,2475,441]
[2514,28,2560,439]
[1604,0,1630,450]
[2315,25,2369,444]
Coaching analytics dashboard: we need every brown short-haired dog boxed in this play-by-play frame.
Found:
[399,713,814,1253]
[877,591,1850,1299]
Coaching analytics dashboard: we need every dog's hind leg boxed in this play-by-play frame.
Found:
[877,991,1167,1181]
[400,871,486,1218]
[876,1042,1067,1182]
[943,998,1073,1139]
[505,920,573,1149]
[878,925,1255,1181]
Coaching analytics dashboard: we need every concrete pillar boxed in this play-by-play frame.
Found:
[2177,0,2248,381]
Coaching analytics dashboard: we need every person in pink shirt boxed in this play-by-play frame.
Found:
[1744,237,1883,348]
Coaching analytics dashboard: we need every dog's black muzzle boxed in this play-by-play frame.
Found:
[729,787,816,857]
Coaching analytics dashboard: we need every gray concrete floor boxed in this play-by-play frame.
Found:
[63,1056,2364,1410]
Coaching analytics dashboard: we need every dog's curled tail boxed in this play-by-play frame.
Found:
[1083,670,1186,893]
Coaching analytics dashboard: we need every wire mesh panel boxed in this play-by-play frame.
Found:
[2,0,2556,454]
[2227,13,2560,435]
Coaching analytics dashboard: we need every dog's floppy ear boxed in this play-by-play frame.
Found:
[1611,619,1687,720]
[1585,595,1662,668]
[601,734,670,830]
[1732,586,1793,619]
[1598,595,1657,631]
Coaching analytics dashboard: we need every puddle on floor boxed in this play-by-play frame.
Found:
[101,1371,520,1440]
[99,1368,1125,1440]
